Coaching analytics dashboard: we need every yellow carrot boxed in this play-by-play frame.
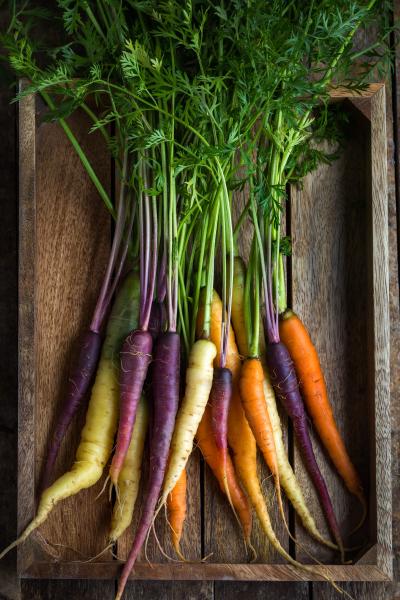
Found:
[0,274,140,559]
[158,339,217,506]
[0,360,119,558]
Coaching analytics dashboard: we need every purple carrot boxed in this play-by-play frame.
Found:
[111,167,158,485]
[265,340,344,558]
[109,330,153,484]
[210,367,232,451]
[148,301,167,341]
[116,332,180,600]
[209,367,233,509]
[39,155,132,492]
[39,330,102,492]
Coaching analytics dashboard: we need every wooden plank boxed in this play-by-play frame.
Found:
[387,1,400,596]
[329,83,384,98]
[369,84,391,579]
[123,581,213,599]
[310,582,393,600]
[18,86,38,575]
[312,83,395,600]
[290,102,374,563]
[18,92,113,568]
[22,561,391,581]
[394,0,400,270]
[34,103,112,560]
[215,581,309,600]
[21,579,115,600]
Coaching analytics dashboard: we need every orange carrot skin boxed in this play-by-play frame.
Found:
[167,467,187,554]
[227,388,257,474]
[196,404,252,544]
[239,358,279,478]
[279,310,364,500]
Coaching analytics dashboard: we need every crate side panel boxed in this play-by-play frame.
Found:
[21,579,115,600]
[18,89,37,574]
[370,86,391,578]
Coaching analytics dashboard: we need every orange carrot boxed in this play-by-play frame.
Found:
[240,358,279,475]
[230,269,338,550]
[196,404,253,550]
[199,289,343,574]
[239,356,287,527]
[167,467,187,559]
[279,310,366,516]
[198,289,290,558]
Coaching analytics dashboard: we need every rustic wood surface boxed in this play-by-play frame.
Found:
[18,561,393,581]
[31,94,113,563]
[1,4,400,600]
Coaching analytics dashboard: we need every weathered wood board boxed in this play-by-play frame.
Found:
[18,84,391,585]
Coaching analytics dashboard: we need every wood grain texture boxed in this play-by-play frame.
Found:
[0,71,18,600]
[329,83,384,98]
[370,85,392,579]
[311,581,393,600]
[34,103,112,560]
[290,103,373,564]
[215,581,310,600]
[123,581,213,599]
[18,87,37,576]
[18,91,113,569]
[21,579,114,600]
[21,561,391,581]
[312,45,400,600]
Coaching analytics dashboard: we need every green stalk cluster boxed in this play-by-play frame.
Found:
[3,0,394,354]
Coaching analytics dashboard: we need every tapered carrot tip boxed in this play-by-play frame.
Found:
[109,459,123,486]
[173,542,188,562]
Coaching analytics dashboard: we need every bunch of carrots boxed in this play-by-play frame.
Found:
[1,0,393,598]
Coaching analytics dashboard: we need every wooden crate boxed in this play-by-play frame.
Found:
[18,83,391,583]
